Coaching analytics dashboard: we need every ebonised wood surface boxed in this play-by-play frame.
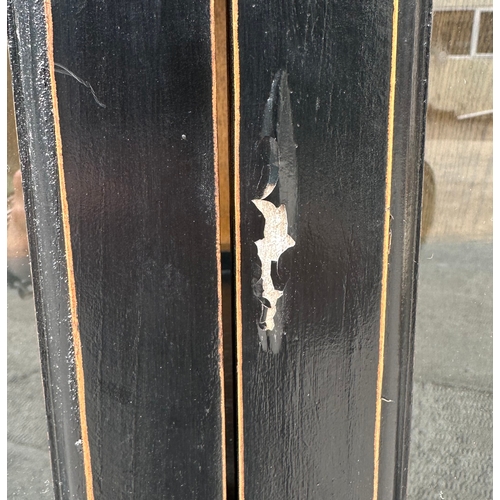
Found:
[9,1,226,498]
[231,0,429,498]
[8,0,429,498]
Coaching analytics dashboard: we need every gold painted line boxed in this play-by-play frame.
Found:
[210,0,227,497]
[231,0,245,498]
[43,2,95,499]
[373,1,399,500]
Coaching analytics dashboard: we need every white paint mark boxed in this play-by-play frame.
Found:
[252,200,295,331]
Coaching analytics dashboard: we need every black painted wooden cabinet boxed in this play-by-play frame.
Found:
[7,0,430,498]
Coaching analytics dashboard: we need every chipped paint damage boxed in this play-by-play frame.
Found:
[252,70,297,354]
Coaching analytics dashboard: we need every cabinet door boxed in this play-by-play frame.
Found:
[8,1,226,498]
[8,0,431,498]
[231,0,429,498]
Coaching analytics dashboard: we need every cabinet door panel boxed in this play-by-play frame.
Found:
[231,0,429,498]
[8,1,226,498]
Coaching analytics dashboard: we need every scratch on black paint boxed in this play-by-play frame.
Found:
[54,62,106,108]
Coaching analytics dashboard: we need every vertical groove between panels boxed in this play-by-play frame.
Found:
[210,0,228,497]
[231,0,245,498]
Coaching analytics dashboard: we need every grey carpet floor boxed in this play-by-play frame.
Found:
[7,288,53,499]
[407,382,492,500]
[407,241,493,500]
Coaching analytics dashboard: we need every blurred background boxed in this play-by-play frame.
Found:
[7,0,493,497]
[407,0,493,498]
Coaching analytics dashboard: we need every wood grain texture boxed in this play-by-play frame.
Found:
[9,0,430,497]
[230,0,430,498]
[214,0,231,251]
[9,0,226,498]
